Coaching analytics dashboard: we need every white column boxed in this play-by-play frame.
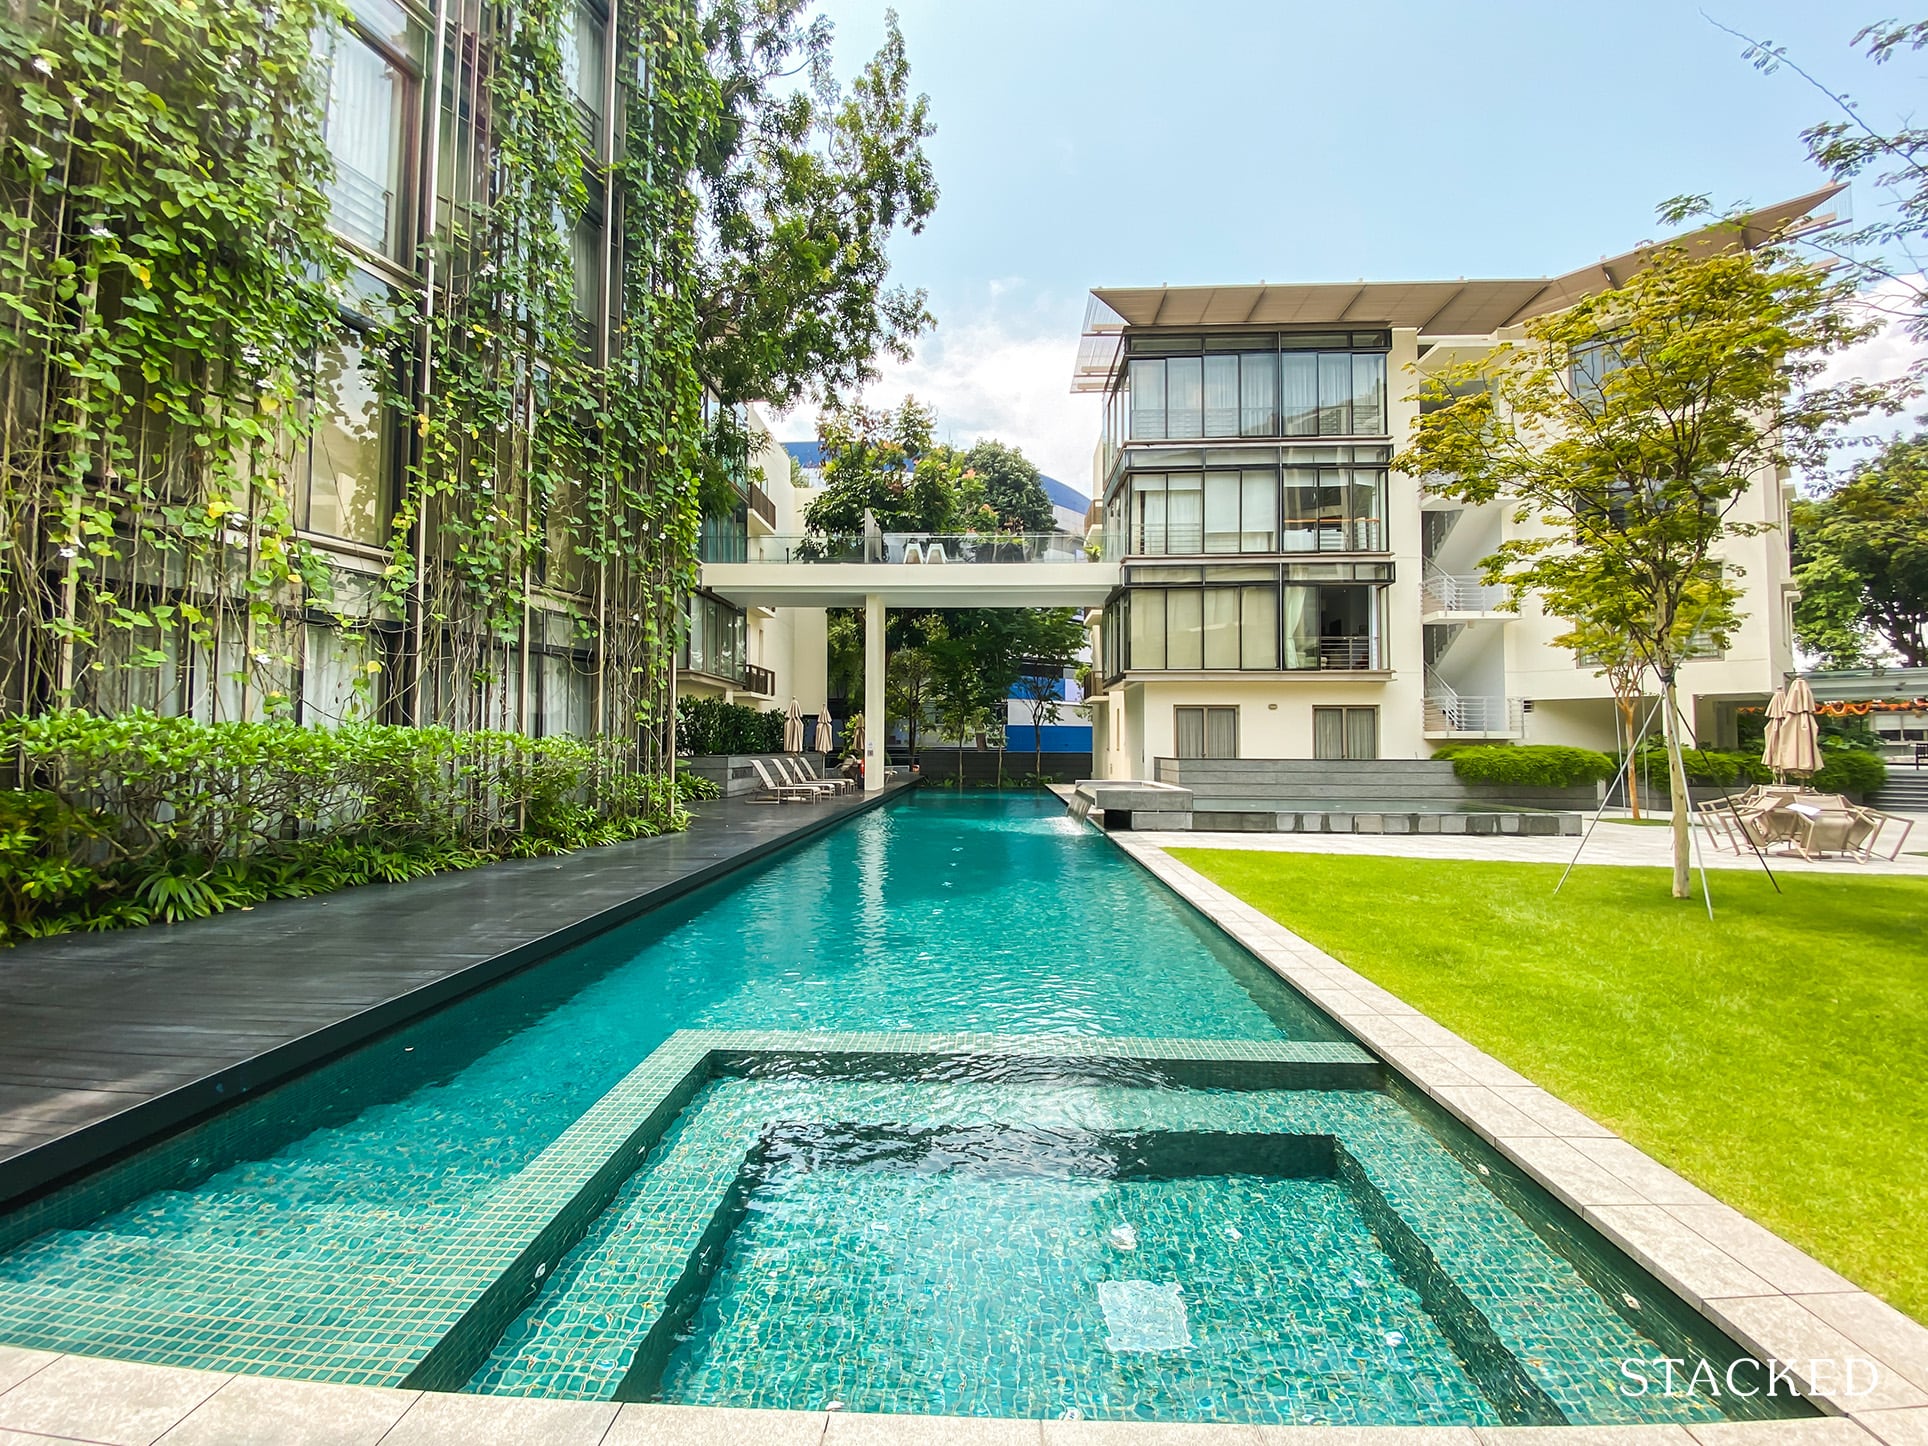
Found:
[864,593,885,793]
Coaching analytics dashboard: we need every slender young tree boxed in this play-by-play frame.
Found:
[1396,212,1895,896]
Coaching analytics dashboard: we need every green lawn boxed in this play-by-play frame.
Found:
[1170,849,1928,1323]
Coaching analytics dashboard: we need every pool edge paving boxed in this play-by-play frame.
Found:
[1102,830,1928,1433]
[0,782,916,1213]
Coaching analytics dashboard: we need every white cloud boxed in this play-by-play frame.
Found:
[773,294,1104,498]
[1814,273,1928,472]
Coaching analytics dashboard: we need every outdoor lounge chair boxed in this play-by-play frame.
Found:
[775,755,848,795]
[925,542,947,563]
[901,541,923,564]
[749,757,818,803]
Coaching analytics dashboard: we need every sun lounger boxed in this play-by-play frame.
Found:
[749,757,818,803]
[774,755,847,795]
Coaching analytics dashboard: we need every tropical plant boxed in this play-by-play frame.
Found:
[0,710,687,942]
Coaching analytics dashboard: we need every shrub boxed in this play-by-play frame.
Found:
[1812,748,1887,796]
[1448,744,1616,789]
[674,695,786,755]
[1632,745,1772,787]
[0,711,688,944]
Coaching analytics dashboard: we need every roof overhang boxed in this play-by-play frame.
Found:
[1070,184,1846,393]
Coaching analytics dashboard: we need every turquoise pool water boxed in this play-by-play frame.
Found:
[0,794,1802,1425]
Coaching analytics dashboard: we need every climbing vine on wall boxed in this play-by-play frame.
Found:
[0,0,346,720]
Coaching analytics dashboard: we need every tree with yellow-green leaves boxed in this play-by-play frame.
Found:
[1396,205,1901,897]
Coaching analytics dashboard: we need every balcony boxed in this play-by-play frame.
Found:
[1420,564,1511,620]
[747,481,778,532]
[740,662,775,697]
[1423,693,1525,739]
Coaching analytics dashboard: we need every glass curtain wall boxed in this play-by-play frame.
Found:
[1122,332,1388,445]
[1109,583,1381,678]
[1126,463,1381,555]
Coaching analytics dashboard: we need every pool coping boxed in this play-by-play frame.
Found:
[0,781,915,1216]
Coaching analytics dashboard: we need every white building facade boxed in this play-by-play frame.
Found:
[1077,195,1827,780]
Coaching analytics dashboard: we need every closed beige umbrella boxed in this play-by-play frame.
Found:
[1760,688,1787,774]
[783,697,804,753]
[846,712,865,759]
[1765,678,1822,780]
[816,705,834,754]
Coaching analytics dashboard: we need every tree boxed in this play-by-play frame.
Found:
[1552,571,1728,820]
[802,397,980,536]
[962,440,1056,534]
[885,642,935,758]
[695,3,938,410]
[1792,435,1928,666]
[1396,214,1893,897]
[1011,669,1066,781]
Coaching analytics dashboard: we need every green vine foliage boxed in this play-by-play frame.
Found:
[0,0,347,719]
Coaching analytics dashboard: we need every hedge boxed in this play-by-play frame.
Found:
[1446,744,1617,788]
[674,695,786,755]
[0,710,706,943]
[1630,745,1885,796]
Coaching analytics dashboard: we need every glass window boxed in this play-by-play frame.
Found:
[1203,472,1240,553]
[1203,355,1240,437]
[1281,353,1318,436]
[1314,706,1379,759]
[1240,469,1276,552]
[561,2,607,130]
[1240,586,1277,668]
[304,325,390,545]
[1281,585,1318,668]
[1166,588,1202,669]
[1282,468,1318,553]
[1318,353,1351,434]
[1203,587,1239,669]
[1128,590,1164,669]
[301,621,377,726]
[1175,705,1238,759]
[1129,358,1166,440]
[1133,473,1166,554]
[1166,473,1203,553]
[1349,469,1386,551]
[572,212,603,322]
[1240,351,1277,437]
[1352,353,1386,435]
[322,29,406,257]
[1166,356,1203,438]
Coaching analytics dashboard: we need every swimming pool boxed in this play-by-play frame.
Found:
[0,793,1809,1427]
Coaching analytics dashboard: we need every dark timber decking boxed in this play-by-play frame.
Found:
[0,783,911,1211]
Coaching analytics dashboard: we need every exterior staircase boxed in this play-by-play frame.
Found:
[1871,768,1928,813]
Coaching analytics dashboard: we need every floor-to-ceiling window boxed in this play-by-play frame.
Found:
[1121,332,1389,445]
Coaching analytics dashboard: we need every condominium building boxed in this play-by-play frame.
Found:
[1074,192,1830,779]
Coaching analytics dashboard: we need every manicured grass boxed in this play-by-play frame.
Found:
[1600,816,1672,826]
[1170,849,1928,1323]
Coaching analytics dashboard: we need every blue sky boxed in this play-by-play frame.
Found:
[780,2,1925,491]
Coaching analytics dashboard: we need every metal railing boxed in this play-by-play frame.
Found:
[1421,563,1509,614]
[1312,635,1378,670]
[740,663,775,696]
[744,532,1100,565]
[747,481,777,530]
[1423,693,1524,734]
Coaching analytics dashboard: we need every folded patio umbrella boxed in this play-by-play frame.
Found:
[783,697,804,753]
[816,705,834,753]
[1760,688,1787,775]
[1765,678,1822,780]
